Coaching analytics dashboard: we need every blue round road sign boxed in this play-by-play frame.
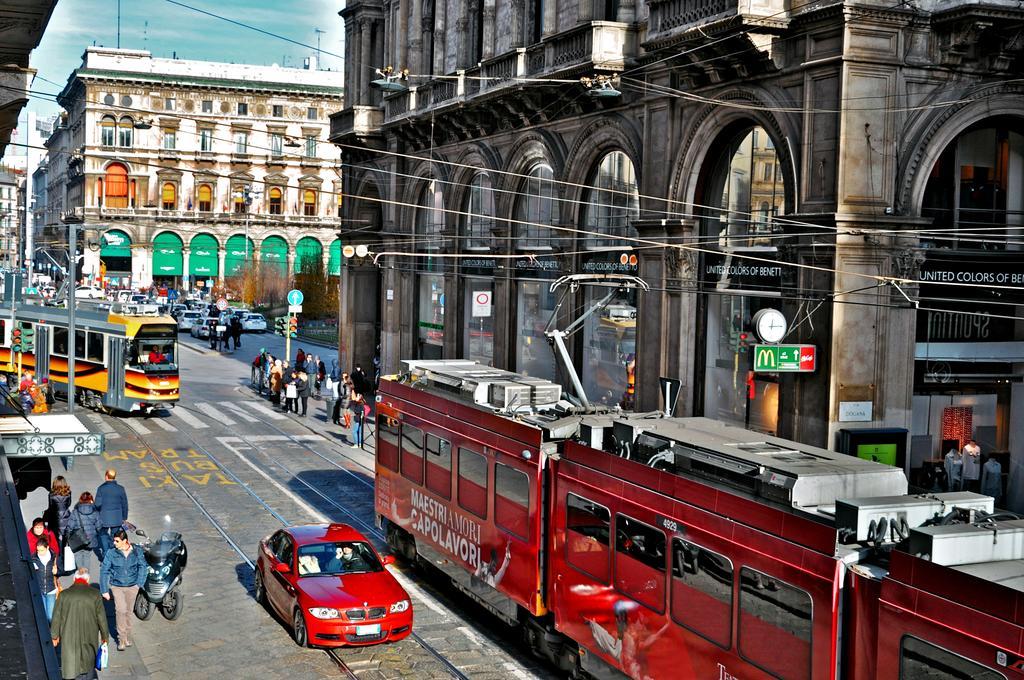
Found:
[287,289,304,306]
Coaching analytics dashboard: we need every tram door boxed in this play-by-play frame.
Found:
[35,327,49,382]
[107,337,125,402]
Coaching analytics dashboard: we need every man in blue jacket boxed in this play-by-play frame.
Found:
[100,528,147,651]
[94,468,128,554]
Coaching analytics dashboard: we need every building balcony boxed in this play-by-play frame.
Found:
[646,0,790,47]
[380,21,637,126]
[266,153,286,167]
[230,152,252,165]
[299,156,321,168]
[328,105,385,146]
[157,148,180,161]
[195,150,216,163]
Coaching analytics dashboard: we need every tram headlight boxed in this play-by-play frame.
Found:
[389,599,409,613]
[308,607,340,619]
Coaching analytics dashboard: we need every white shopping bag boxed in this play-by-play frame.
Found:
[285,384,297,399]
[62,544,76,573]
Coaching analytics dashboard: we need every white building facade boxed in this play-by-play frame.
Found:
[54,47,344,291]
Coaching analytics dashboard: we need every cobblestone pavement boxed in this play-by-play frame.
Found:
[23,333,558,679]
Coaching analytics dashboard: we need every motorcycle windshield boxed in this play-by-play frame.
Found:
[148,539,180,561]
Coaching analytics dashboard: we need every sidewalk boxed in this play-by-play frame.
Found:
[20,456,151,678]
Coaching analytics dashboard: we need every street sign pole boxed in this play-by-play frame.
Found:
[68,223,76,414]
[285,312,292,365]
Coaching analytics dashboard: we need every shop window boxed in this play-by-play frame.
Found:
[100,115,116,146]
[161,183,177,211]
[400,423,424,485]
[514,164,557,249]
[582,151,639,249]
[376,414,399,471]
[566,493,611,583]
[104,163,129,209]
[269,188,283,215]
[515,280,557,381]
[457,447,487,518]
[303,189,317,216]
[416,181,446,359]
[197,184,213,212]
[464,173,495,250]
[671,539,733,648]
[900,636,1004,680]
[425,434,451,499]
[581,286,637,409]
[494,463,529,540]
[614,514,666,612]
[738,567,812,680]
[463,278,493,366]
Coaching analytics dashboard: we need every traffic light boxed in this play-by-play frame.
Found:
[275,317,286,336]
[288,316,298,339]
[19,322,34,353]
[11,326,22,353]
[738,332,750,354]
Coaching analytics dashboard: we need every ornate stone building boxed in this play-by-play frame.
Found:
[331,0,1024,506]
[52,47,344,291]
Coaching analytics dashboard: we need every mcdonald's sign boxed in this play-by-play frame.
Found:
[753,344,817,373]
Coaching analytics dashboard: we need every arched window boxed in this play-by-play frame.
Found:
[117,117,134,147]
[161,183,176,211]
[463,173,495,250]
[233,187,246,214]
[197,184,213,212]
[583,151,639,248]
[303,189,317,216]
[269,187,283,215]
[514,164,557,249]
[100,115,116,146]
[415,180,446,359]
[104,163,129,209]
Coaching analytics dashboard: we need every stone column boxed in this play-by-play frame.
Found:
[398,0,410,69]
[482,0,496,60]
[409,0,422,75]
[433,0,447,74]
[217,247,226,284]
[182,248,190,291]
[360,19,372,105]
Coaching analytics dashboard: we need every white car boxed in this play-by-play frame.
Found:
[241,313,267,333]
[178,311,204,332]
[74,285,104,299]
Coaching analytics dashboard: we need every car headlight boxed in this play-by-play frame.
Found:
[389,599,409,614]
[308,607,340,620]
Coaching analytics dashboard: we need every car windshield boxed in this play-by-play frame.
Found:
[296,541,383,576]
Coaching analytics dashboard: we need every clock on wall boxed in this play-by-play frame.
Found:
[752,308,787,344]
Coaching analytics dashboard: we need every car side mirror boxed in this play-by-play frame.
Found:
[274,561,291,574]
[381,554,395,566]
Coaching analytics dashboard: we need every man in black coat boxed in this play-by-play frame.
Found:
[94,468,128,555]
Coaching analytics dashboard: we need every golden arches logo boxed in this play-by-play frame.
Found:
[756,347,776,368]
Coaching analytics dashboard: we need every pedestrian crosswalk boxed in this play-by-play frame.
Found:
[195,402,237,426]
[90,398,325,438]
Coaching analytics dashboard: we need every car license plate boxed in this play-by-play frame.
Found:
[355,624,381,636]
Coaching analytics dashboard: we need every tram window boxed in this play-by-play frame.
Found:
[738,567,812,680]
[400,423,424,485]
[376,415,399,471]
[900,636,1004,680]
[614,514,666,612]
[457,448,488,519]
[425,434,452,499]
[52,328,68,356]
[566,493,611,583]
[86,332,104,363]
[494,463,529,540]
[671,539,733,648]
[74,330,87,359]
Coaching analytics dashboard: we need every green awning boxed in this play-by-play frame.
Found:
[152,232,183,277]
[101,229,131,258]
[224,234,254,277]
[295,237,323,274]
[260,236,288,275]
[328,239,341,276]
[189,233,219,277]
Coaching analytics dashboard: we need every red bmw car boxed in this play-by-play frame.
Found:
[255,523,414,647]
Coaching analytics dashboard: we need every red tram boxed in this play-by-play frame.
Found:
[374,360,1024,679]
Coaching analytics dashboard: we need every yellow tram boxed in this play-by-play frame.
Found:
[0,302,180,413]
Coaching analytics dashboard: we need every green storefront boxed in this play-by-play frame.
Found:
[260,236,288,276]
[189,233,219,281]
[295,237,323,274]
[224,235,254,278]
[101,229,132,286]
[328,239,341,277]
[152,232,183,283]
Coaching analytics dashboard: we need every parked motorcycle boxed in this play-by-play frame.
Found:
[133,529,188,621]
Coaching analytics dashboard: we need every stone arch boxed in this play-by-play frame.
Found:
[498,130,568,224]
[670,88,800,219]
[898,85,1024,215]
[562,115,643,232]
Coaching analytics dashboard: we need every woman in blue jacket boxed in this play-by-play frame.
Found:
[67,491,103,569]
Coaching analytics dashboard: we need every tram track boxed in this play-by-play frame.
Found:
[106,409,476,680]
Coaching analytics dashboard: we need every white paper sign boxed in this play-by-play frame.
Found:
[838,401,873,422]
[386,289,394,301]
[472,290,492,317]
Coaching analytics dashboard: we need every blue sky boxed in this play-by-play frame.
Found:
[28,0,344,118]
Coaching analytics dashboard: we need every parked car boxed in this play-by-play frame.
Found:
[242,313,267,333]
[178,311,203,332]
[255,524,412,648]
[170,304,187,319]
[190,322,211,340]
[74,285,104,299]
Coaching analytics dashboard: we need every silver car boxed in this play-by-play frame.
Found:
[178,311,203,332]
[241,313,267,333]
